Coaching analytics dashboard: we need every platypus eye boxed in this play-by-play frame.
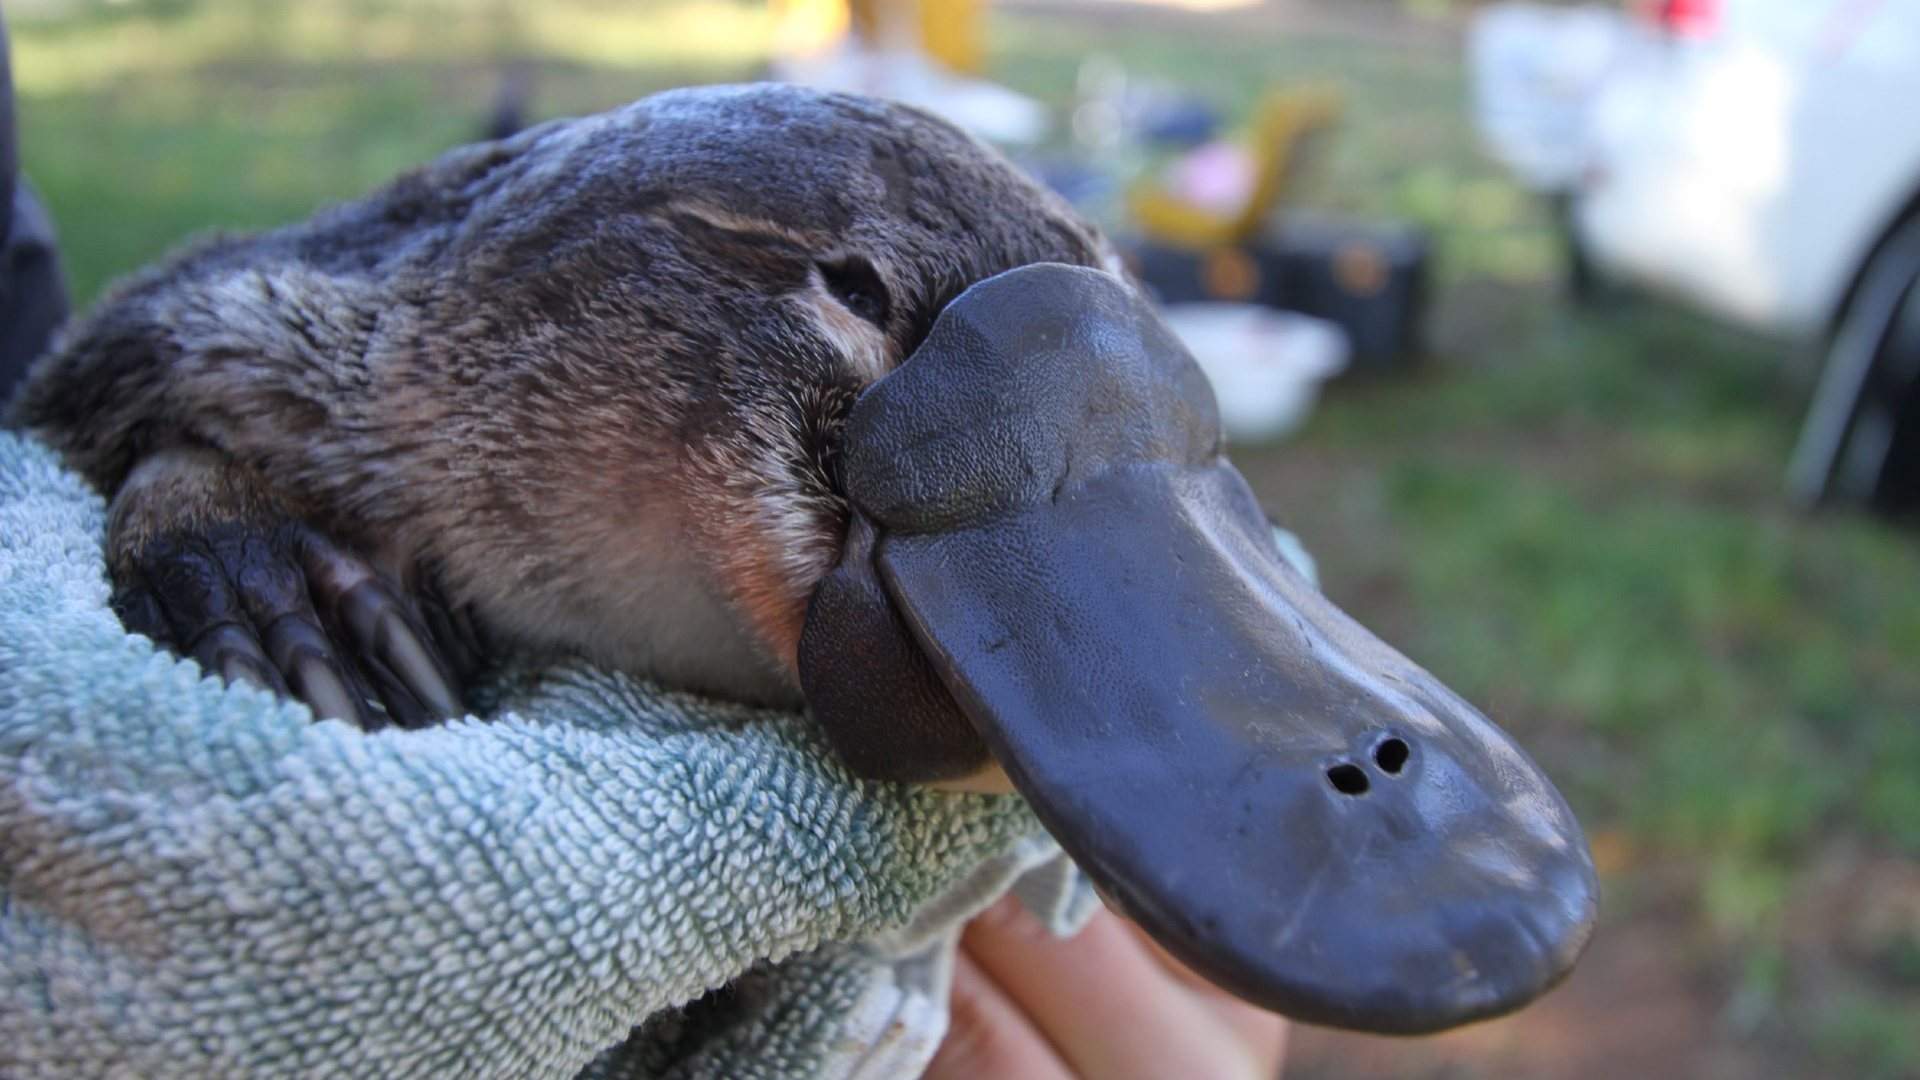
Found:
[817,256,891,328]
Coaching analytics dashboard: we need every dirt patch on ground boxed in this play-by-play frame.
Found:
[1283,844,1920,1079]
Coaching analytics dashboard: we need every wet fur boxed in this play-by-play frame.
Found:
[9,85,1112,705]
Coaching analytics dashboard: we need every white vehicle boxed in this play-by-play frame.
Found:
[1472,0,1920,512]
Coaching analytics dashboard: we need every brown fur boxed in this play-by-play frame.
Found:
[8,84,1114,705]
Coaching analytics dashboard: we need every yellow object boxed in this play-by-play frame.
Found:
[773,0,983,73]
[1128,85,1344,251]
[772,0,852,57]
[919,0,984,74]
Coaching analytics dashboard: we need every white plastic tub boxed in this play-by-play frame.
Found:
[1160,303,1350,443]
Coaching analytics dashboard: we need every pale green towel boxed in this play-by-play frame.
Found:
[0,429,1075,1078]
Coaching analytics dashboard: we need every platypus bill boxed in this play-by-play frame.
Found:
[11,84,1596,1035]
[804,261,1596,1032]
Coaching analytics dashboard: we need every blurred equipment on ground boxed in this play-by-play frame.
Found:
[771,11,1428,435]
[1469,0,1920,518]
[1129,214,1428,372]
[1125,85,1341,250]
[1108,81,1427,375]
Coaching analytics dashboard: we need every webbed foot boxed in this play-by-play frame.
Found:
[107,448,469,729]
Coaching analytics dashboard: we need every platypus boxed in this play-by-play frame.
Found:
[8,84,1596,1034]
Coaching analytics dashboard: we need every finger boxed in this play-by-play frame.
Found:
[923,951,1076,1080]
[352,647,437,730]
[199,527,305,699]
[192,623,289,696]
[136,535,285,695]
[418,583,487,686]
[259,612,377,729]
[335,578,462,722]
[199,526,373,726]
[1124,911,1262,1000]
[1124,919,1292,1068]
[140,534,250,639]
[418,598,478,686]
[962,898,1282,1080]
[110,571,176,650]
[300,534,462,723]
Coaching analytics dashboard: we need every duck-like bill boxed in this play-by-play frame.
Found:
[799,262,1597,1034]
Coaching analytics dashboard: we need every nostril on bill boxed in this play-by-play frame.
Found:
[1374,736,1410,775]
[1326,762,1370,796]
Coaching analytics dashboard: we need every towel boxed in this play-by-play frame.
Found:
[0,429,1096,1079]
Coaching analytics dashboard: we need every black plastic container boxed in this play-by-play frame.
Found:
[1125,213,1429,371]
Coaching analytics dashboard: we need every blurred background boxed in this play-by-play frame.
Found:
[6,0,1919,1076]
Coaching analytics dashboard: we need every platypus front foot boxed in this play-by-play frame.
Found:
[106,447,466,729]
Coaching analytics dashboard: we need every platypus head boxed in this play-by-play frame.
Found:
[421,84,1118,707]
[420,84,1595,1034]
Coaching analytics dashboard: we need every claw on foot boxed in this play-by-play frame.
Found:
[104,448,472,729]
[115,521,467,730]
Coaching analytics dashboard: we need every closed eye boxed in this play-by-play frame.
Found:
[817,256,891,328]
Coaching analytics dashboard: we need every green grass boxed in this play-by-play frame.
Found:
[1276,302,1920,861]
[12,1,1920,1074]
[14,0,771,302]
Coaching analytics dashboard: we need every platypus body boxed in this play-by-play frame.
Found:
[9,84,1596,1034]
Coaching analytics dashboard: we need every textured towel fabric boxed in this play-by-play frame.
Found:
[0,430,1071,1079]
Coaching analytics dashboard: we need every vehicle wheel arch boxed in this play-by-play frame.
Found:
[1828,180,1920,332]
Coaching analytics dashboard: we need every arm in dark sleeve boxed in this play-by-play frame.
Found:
[0,14,71,406]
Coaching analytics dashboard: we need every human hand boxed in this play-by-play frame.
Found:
[925,895,1289,1079]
